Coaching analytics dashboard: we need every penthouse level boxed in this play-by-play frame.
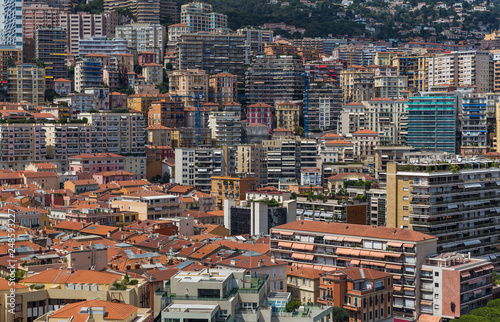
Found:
[270,220,437,320]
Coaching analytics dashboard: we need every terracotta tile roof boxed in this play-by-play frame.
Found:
[336,267,392,280]
[49,300,137,321]
[94,171,135,177]
[353,129,378,135]
[168,23,189,27]
[115,179,151,187]
[23,171,58,178]
[147,125,171,130]
[54,78,71,83]
[288,265,325,279]
[29,162,57,170]
[248,103,273,108]
[417,314,443,322]
[53,221,89,231]
[318,133,343,138]
[69,179,99,186]
[211,240,270,254]
[21,269,121,285]
[167,185,195,194]
[328,173,376,181]
[274,221,436,242]
[324,139,353,145]
[0,278,28,291]
[142,268,178,282]
[345,102,364,105]
[188,244,223,260]
[80,224,118,236]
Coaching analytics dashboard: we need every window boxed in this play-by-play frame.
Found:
[369,312,372,320]
[403,216,409,221]
[403,206,408,211]
[435,272,439,277]
[435,283,439,287]
[403,186,408,191]
[403,196,409,201]
[363,313,367,321]
[381,308,384,317]
[388,307,391,315]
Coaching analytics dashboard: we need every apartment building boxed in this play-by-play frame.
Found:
[427,51,492,93]
[78,111,146,155]
[0,124,49,171]
[7,64,45,105]
[247,103,273,130]
[104,0,161,23]
[386,161,500,268]
[116,53,135,74]
[180,2,228,33]
[112,191,181,220]
[0,0,23,48]
[23,4,63,39]
[168,69,208,106]
[115,23,166,60]
[393,54,432,93]
[174,148,225,193]
[74,57,103,93]
[210,174,257,210]
[0,47,21,86]
[128,94,161,118]
[318,267,393,322]
[35,28,67,87]
[309,84,343,132]
[208,107,242,147]
[419,253,493,320]
[236,28,273,53]
[60,13,107,56]
[246,55,304,106]
[287,265,323,305]
[461,93,488,155]
[339,102,366,136]
[319,139,354,164]
[340,66,375,104]
[208,72,238,107]
[78,36,129,66]
[276,102,301,131]
[270,220,438,319]
[349,129,380,160]
[69,153,125,174]
[374,75,408,99]
[176,33,248,83]
[7,269,150,322]
[44,124,96,161]
[171,127,212,148]
[143,63,163,86]
[363,98,408,146]
[148,98,184,128]
[407,93,458,154]
[236,144,266,188]
[262,138,318,187]
[366,188,387,226]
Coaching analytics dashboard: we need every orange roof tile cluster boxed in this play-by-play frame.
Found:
[324,139,353,145]
[335,267,392,280]
[328,173,376,181]
[30,162,57,170]
[353,129,378,135]
[211,239,270,255]
[23,171,58,178]
[21,270,121,285]
[80,224,118,236]
[70,153,124,159]
[274,221,436,242]
[188,244,223,260]
[94,170,135,177]
[288,265,325,279]
[218,253,286,269]
[49,300,137,322]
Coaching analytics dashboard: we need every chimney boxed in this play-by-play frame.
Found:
[66,267,73,274]
[271,256,276,264]
[106,232,111,238]
[80,245,84,250]
[230,259,236,266]
[258,259,264,267]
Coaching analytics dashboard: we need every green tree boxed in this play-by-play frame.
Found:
[5,269,25,282]
[487,298,500,309]
[285,298,301,312]
[294,126,304,137]
[469,307,500,320]
[331,306,349,322]
[45,89,60,102]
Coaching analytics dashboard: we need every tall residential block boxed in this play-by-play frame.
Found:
[74,57,103,92]
[104,0,161,24]
[0,47,21,86]
[208,72,238,107]
[270,221,438,320]
[35,28,67,87]
[176,33,248,84]
[461,93,488,155]
[23,4,62,39]
[115,23,166,61]
[236,28,273,53]
[427,51,492,93]
[7,64,45,105]
[386,161,500,268]
[180,2,227,33]
[340,66,375,104]
[168,69,208,105]
[407,93,458,154]
[363,98,408,146]
[174,148,225,193]
[308,83,343,132]
[78,36,129,67]
[0,0,23,48]
[236,144,266,187]
[245,55,304,106]
[393,54,432,93]
[60,12,107,56]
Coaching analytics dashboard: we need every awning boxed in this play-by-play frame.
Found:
[292,253,305,260]
[324,236,338,241]
[393,286,402,291]
[280,231,294,236]
[278,242,292,248]
[303,244,315,251]
[460,271,471,278]
[483,264,494,270]
[473,289,483,295]
[393,275,402,279]
[360,250,371,256]
[336,248,352,256]
[350,249,361,256]
[351,259,360,265]
[337,237,345,242]
[420,301,433,306]
[421,268,433,272]
[337,258,351,262]
[370,262,386,267]
[386,253,402,257]
[468,277,482,285]
[386,264,402,270]
[473,267,483,273]
[370,251,386,258]
[403,243,414,248]
[360,261,371,265]
[344,237,362,243]
[464,183,482,188]
[304,254,315,261]
[154,207,162,211]
[448,204,458,209]
[464,239,481,246]
[387,242,403,247]
[404,287,414,291]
